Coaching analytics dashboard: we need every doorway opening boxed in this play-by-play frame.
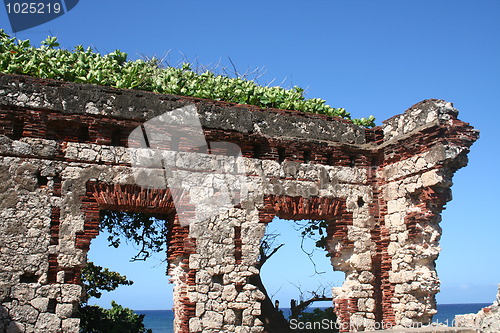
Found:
[85,210,173,332]
[79,181,192,333]
[256,217,345,332]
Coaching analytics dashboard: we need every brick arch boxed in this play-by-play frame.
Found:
[258,195,359,331]
[73,181,197,333]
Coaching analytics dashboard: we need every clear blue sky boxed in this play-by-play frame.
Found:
[2,0,499,310]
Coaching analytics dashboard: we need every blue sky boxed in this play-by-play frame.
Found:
[2,0,499,309]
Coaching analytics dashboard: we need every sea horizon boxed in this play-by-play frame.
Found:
[135,302,491,332]
[134,302,491,312]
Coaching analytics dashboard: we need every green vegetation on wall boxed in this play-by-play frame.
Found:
[79,262,152,333]
[0,30,375,127]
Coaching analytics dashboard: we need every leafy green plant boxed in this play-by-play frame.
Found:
[79,262,151,333]
[99,210,169,261]
[80,262,134,302]
[301,219,329,253]
[0,30,375,127]
[79,301,152,333]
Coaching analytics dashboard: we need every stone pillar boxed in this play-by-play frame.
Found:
[378,100,478,327]
[188,209,265,332]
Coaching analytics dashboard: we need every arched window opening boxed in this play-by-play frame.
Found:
[257,217,345,332]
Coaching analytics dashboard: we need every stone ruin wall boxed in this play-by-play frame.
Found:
[455,285,500,333]
[0,74,478,332]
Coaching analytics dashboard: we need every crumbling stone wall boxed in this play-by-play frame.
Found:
[455,284,500,332]
[0,74,477,332]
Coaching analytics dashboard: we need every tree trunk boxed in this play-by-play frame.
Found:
[249,273,291,333]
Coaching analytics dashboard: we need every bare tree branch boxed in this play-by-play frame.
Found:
[289,282,333,319]
[269,285,283,302]
[227,56,240,78]
[259,243,284,269]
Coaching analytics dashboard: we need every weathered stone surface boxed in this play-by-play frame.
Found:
[0,74,366,144]
[30,297,49,311]
[455,284,500,333]
[61,318,80,333]
[201,311,224,329]
[35,313,61,332]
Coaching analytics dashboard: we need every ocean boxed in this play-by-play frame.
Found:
[136,303,490,332]
[136,310,174,333]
